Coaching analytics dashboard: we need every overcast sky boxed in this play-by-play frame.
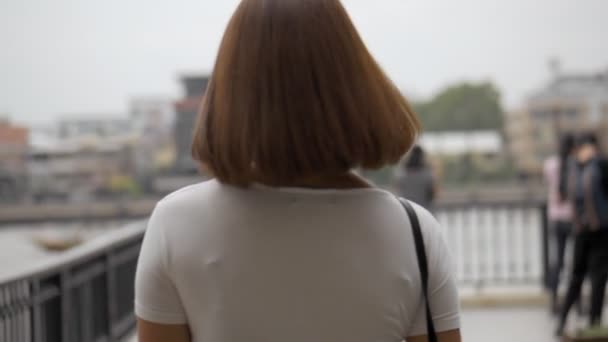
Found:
[1,0,607,125]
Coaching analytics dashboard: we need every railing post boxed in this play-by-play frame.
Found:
[31,279,42,342]
[82,281,93,342]
[1,285,9,341]
[20,282,32,342]
[106,251,119,342]
[540,203,550,290]
[60,270,71,342]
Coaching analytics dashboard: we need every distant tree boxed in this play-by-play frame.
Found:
[414,82,504,132]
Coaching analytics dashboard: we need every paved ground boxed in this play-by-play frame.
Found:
[462,307,557,341]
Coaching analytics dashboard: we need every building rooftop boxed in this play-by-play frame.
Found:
[29,125,135,155]
[0,120,29,147]
[529,69,608,101]
[180,74,210,98]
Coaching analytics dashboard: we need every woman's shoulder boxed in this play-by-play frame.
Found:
[397,198,442,238]
[409,199,440,224]
[152,179,225,219]
[145,179,240,243]
[159,179,219,203]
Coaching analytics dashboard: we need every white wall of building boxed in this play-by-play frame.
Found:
[420,130,503,156]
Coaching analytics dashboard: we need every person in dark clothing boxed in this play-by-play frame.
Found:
[397,145,436,211]
[544,133,576,313]
[556,133,608,336]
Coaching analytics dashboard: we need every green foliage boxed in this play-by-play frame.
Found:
[414,82,504,132]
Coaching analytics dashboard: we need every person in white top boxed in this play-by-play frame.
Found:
[134,0,461,341]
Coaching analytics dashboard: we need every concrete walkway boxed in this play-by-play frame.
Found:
[462,307,557,341]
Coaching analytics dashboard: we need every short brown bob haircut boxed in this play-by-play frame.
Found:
[192,0,420,186]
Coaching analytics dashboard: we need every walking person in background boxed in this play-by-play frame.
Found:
[397,145,437,211]
[557,133,608,336]
[544,133,576,314]
[134,1,461,341]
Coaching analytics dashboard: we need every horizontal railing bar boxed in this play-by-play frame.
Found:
[457,277,542,284]
[69,262,107,288]
[33,286,60,304]
[112,244,142,266]
[0,222,147,286]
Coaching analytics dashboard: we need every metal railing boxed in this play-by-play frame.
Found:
[435,200,548,288]
[0,222,146,342]
[0,200,549,342]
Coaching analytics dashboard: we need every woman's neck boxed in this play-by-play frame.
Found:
[271,172,372,190]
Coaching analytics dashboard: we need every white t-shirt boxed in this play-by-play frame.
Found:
[135,180,460,341]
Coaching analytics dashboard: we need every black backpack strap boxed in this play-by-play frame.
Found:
[398,198,438,342]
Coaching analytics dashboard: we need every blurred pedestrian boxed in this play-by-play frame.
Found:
[544,133,575,313]
[397,145,437,211]
[556,133,608,336]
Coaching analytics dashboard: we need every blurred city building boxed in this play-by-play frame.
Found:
[420,130,503,156]
[0,118,29,202]
[57,116,135,143]
[28,117,139,202]
[129,97,176,190]
[174,75,209,174]
[130,97,174,140]
[505,109,537,175]
[506,65,608,176]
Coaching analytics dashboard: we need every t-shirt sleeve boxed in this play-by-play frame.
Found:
[407,206,460,337]
[135,202,188,324]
